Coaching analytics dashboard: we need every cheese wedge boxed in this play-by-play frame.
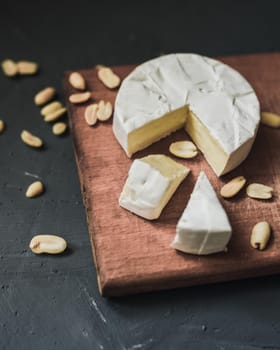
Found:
[113,53,260,176]
[171,172,232,255]
[119,155,190,220]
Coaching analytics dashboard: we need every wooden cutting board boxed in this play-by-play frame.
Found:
[64,53,280,297]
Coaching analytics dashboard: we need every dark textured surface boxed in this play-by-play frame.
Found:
[1,0,280,349]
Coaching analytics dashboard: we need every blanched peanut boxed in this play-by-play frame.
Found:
[52,122,67,135]
[29,235,67,254]
[17,61,39,75]
[261,112,280,128]
[25,181,44,198]
[96,100,113,121]
[69,91,91,104]
[0,120,5,134]
[44,108,67,122]
[21,130,43,148]
[69,72,86,90]
[34,87,56,106]
[246,183,273,199]
[169,141,198,159]
[1,59,18,77]
[85,104,99,126]
[41,101,63,116]
[97,67,121,89]
[220,176,246,198]
[250,221,271,250]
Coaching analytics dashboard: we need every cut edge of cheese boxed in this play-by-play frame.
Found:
[113,106,188,158]
[185,111,258,176]
[171,171,232,255]
[119,154,190,220]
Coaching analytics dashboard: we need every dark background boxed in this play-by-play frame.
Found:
[1,0,280,349]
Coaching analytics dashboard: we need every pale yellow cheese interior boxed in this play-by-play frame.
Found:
[142,154,188,178]
[126,108,257,176]
[185,111,256,175]
[127,106,187,157]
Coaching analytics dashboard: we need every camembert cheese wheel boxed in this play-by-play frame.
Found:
[113,54,260,176]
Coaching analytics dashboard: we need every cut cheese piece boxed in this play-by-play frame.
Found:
[171,171,232,255]
[113,53,260,176]
[119,154,190,220]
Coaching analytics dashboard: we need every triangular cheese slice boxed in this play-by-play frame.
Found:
[171,171,232,255]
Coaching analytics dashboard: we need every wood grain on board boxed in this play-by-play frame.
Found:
[64,53,280,296]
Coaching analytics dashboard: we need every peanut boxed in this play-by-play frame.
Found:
[85,104,99,126]
[25,181,44,198]
[1,59,18,77]
[69,72,86,90]
[246,183,273,199]
[17,61,39,75]
[220,176,246,198]
[97,67,121,89]
[0,120,5,134]
[250,221,271,250]
[44,107,67,122]
[29,235,67,254]
[40,101,63,116]
[52,122,67,135]
[34,87,56,106]
[169,141,198,159]
[261,112,280,128]
[69,91,91,104]
[97,100,113,121]
[21,130,43,148]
